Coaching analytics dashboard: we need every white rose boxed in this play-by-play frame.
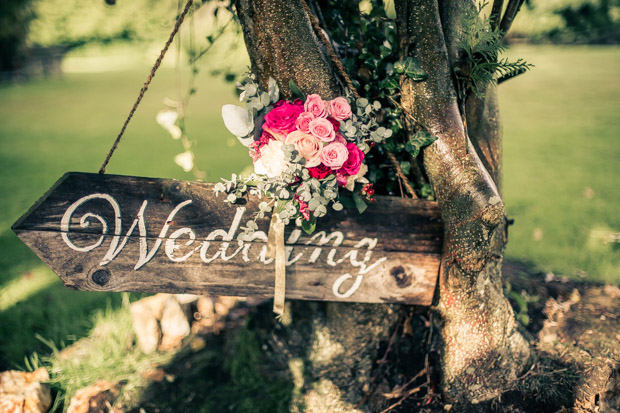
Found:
[254,140,289,178]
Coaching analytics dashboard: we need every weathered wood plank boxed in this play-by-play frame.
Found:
[13,172,443,305]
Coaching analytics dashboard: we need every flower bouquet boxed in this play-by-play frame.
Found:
[219,75,394,240]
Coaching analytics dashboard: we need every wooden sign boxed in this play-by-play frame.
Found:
[12,173,442,305]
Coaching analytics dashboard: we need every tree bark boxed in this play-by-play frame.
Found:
[395,0,530,403]
[235,1,400,411]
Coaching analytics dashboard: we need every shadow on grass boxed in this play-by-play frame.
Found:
[128,320,294,413]
[0,230,44,290]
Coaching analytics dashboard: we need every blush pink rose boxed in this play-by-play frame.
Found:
[308,117,335,142]
[337,143,365,176]
[320,142,349,169]
[328,97,352,121]
[334,133,347,145]
[263,100,304,136]
[335,172,348,186]
[285,130,322,167]
[304,94,327,118]
[295,112,315,133]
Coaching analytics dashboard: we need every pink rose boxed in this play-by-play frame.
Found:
[285,130,322,168]
[335,173,348,186]
[334,133,347,145]
[295,112,315,133]
[320,142,349,169]
[328,97,352,121]
[304,94,327,118]
[308,117,335,142]
[263,100,304,136]
[308,163,333,179]
[337,143,365,176]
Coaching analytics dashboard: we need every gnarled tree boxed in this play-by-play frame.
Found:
[231,0,530,408]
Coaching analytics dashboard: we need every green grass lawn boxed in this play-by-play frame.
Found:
[0,44,618,393]
[0,53,250,369]
[501,45,620,282]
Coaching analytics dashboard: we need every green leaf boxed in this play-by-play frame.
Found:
[338,195,356,209]
[288,80,306,101]
[352,193,368,214]
[403,57,428,81]
[301,215,317,235]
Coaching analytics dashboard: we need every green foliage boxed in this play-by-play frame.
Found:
[0,0,36,71]
[511,0,620,44]
[404,131,437,158]
[457,3,533,97]
[321,1,435,198]
[504,281,540,326]
[27,0,181,49]
[393,57,428,81]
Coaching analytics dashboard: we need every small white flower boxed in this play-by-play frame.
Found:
[253,140,288,178]
[156,109,177,128]
[345,163,369,191]
[174,151,194,172]
[156,109,182,140]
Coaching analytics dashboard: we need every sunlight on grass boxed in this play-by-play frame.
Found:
[0,266,56,311]
[501,45,620,283]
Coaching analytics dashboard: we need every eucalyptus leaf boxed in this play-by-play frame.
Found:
[221,104,254,143]
[268,77,280,103]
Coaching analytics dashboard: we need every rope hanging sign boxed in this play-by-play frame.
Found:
[11,0,442,307]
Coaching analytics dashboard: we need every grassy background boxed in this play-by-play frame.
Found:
[0,44,618,405]
[501,45,620,281]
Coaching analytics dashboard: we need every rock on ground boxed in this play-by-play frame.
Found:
[66,380,122,413]
[0,368,52,413]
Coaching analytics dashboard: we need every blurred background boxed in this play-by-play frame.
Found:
[0,0,618,409]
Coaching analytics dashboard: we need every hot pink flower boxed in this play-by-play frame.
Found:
[263,100,303,136]
[296,197,310,220]
[320,142,349,170]
[249,131,275,162]
[307,163,333,179]
[328,97,352,121]
[327,117,340,132]
[337,143,365,176]
[304,94,327,118]
[295,112,315,133]
[308,117,335,142]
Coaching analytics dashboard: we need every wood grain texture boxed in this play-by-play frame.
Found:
[13,172,442,305]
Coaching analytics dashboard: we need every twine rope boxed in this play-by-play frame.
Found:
[99,0,194,174]
[299,0,417,198]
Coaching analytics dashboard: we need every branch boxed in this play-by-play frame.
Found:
[489,0,504,31]
[499,0,525,35]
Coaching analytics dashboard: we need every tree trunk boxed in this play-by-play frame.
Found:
[235,1,400,411]
[395,0,530,403]
[233,0,530,407]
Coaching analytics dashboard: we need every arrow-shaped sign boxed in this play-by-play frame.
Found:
[12,173,442,305]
